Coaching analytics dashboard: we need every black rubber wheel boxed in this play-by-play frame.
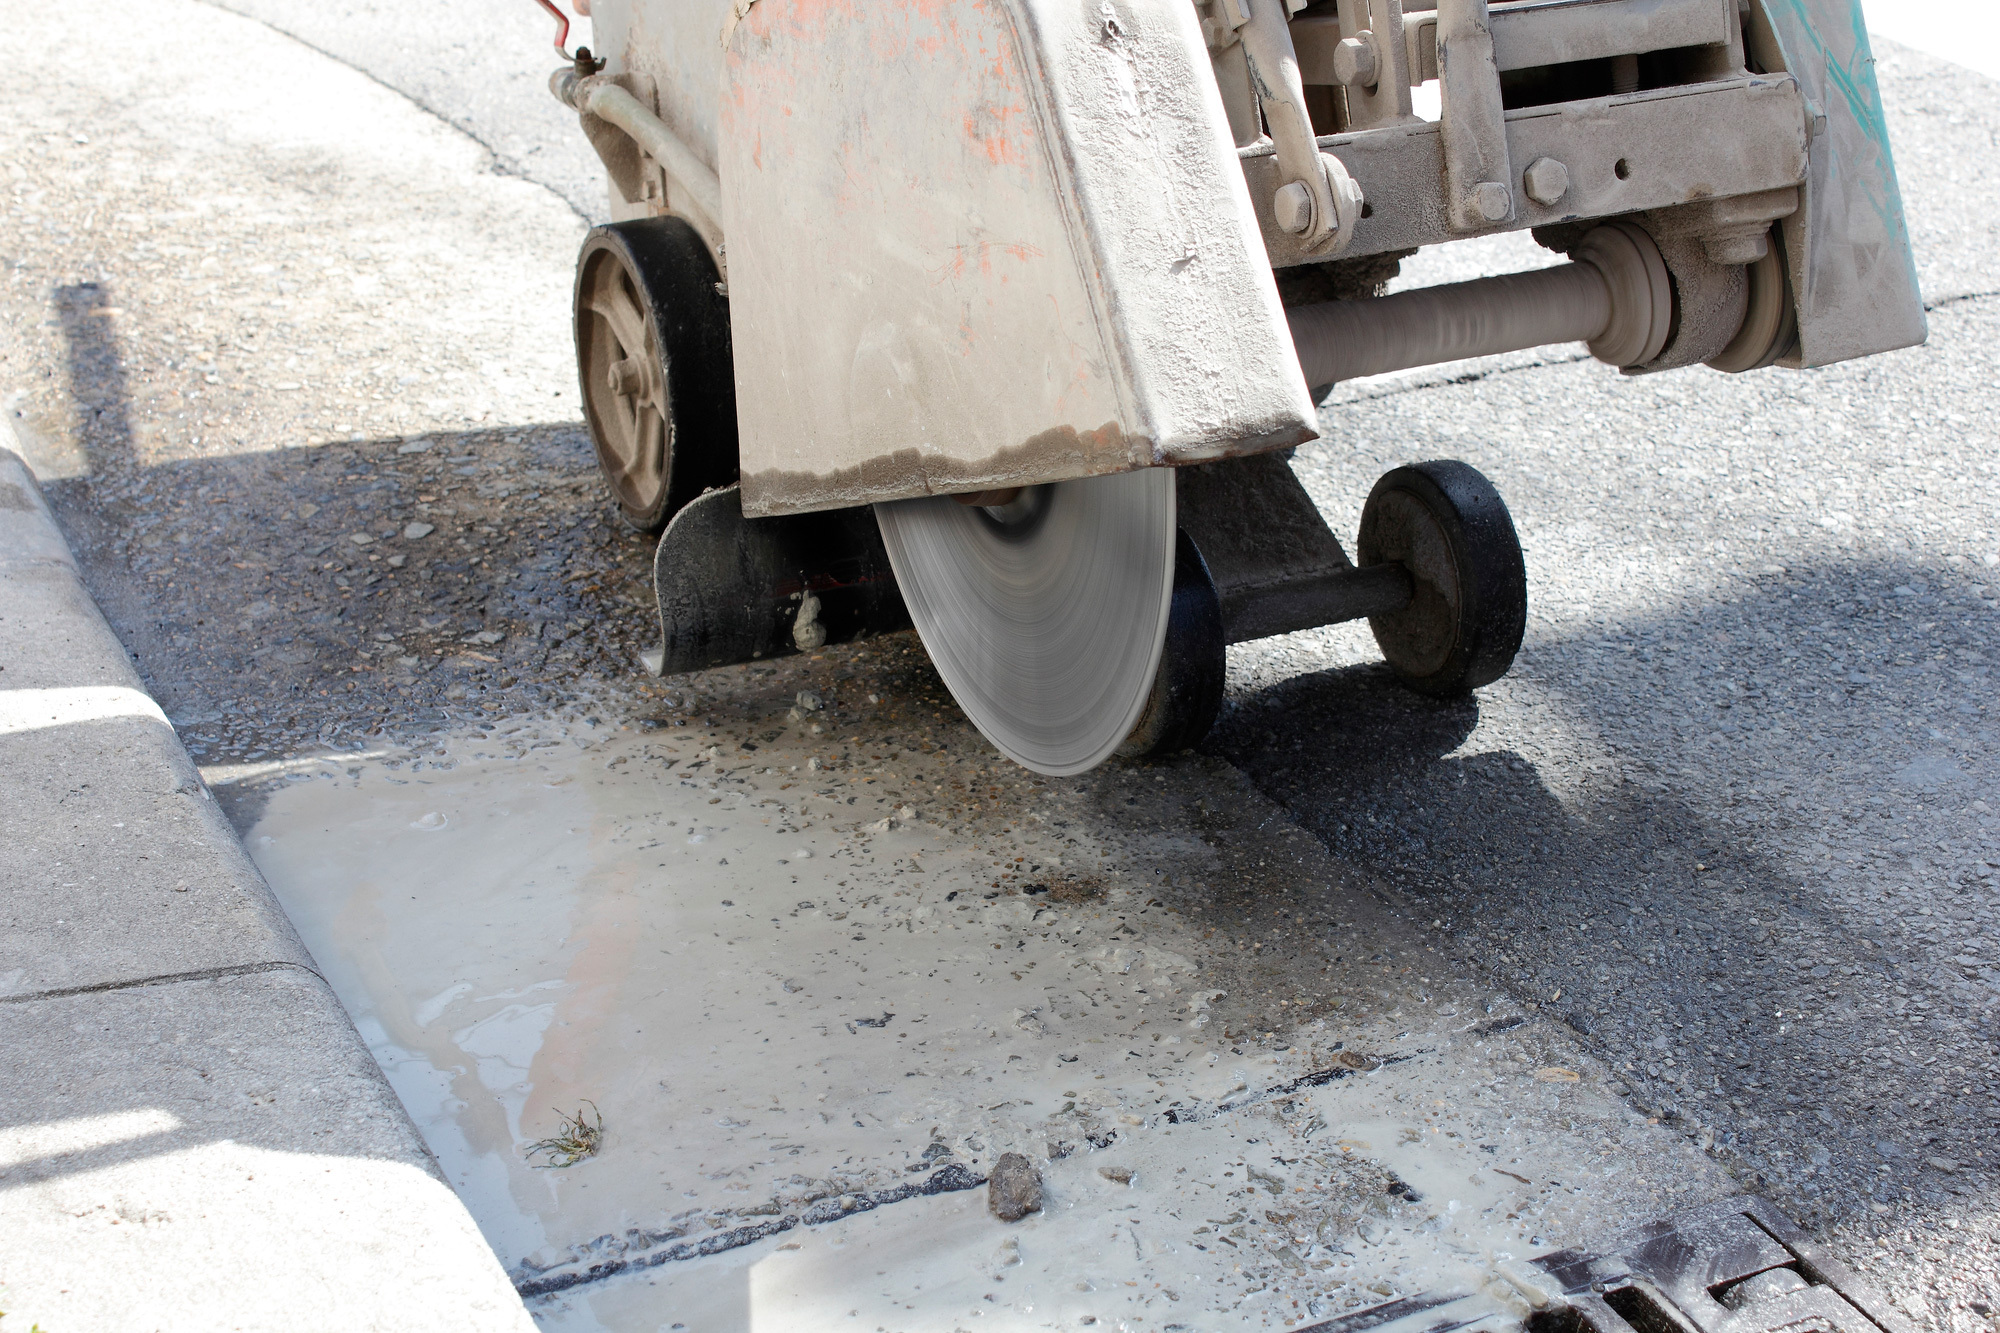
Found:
[573,218,737,534]
[1118,530,1226,759]
[1355,460,1526,696]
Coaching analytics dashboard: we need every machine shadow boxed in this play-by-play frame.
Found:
[41,278,668,766]
[1209,557,1999,1232]
[37,415,664,774]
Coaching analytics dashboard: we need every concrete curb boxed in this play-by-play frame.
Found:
[0,423,533,1331]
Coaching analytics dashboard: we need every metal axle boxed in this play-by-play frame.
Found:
[1287,221,1672,386]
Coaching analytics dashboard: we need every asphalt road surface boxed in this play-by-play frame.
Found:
[4,2,1996,1329]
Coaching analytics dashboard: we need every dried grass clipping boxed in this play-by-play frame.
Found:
[526,1101,603,1168]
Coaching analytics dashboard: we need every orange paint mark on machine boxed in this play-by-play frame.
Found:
[931,240,1046,285]
[964,97,1032,167]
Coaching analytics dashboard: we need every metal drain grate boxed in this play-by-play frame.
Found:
[1294,1196,1906,1333]
[1528,1195,1909,1333]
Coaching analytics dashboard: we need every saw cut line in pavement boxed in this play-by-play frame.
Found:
[511,1163,987,1297]
[0,960,320,1006]
[1162,1052,1412,1124]
[186,0,598,225]
[516,1055,1417,1297]
[1293,1292,1474,1333]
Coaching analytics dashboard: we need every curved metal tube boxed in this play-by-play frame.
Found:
[577,83,724,235]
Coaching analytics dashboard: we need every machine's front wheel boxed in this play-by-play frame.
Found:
[1116,530,1225,761]
[573,218,736,534]
[1356,460,1526,696]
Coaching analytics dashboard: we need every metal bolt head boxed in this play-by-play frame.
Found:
[1274,180,1315,235]
[1472,180,1512,222]
[1522,156,1569,206]
[1332,35,1379,88]
[608,357,643,396]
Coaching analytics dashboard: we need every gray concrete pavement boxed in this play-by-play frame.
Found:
[0,421,311,995]
[4,1,1996,1328]
[199,0,609,224]
[0,423,533,1326]
[4,967,532,1330]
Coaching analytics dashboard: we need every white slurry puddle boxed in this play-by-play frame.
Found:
[239,704,1731,1331]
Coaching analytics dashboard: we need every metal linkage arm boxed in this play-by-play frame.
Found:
[1227,0,1366,251]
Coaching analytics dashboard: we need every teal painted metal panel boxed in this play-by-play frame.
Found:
[1753,0,1926,366]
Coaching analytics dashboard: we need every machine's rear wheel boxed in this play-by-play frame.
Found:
[1356,460,1526,696]
[874,469,1177,776]
[574,218,736,534]
[1117,530,1225,761]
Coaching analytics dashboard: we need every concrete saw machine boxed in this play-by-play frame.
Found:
[538,0,1922,776]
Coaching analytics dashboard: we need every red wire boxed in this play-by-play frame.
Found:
[532,0,572,57]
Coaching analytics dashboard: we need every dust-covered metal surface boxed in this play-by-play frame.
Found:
[1529,1194,1909,1333]
[560,0,1927,535]
[718,0,1316,517]
[1243,75,1811,268]
[647,486,908,676]
[584,0,730,224]
[1749,0,1929,367]
[1178,454,1417,646]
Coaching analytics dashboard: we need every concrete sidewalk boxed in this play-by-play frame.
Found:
[0,422,530,1330]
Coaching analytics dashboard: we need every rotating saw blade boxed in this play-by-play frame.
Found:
[874,468,1177,776]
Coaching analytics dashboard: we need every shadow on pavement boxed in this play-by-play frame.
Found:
[53,282,135,469]
[41,283,677,767]
[1212,566,1999,1235]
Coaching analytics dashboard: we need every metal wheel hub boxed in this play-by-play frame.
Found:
[1358,488,1459,678]
[874,468,1177,776]
[576,252,670,515]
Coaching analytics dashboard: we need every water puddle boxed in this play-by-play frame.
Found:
[238,705,1729,1330]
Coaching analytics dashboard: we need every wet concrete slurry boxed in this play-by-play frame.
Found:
[3,1,1996,1327]
[231,679,1728,1329]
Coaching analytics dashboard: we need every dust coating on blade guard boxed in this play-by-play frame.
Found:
[874,469,1177,777]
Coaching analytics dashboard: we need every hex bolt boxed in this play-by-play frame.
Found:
[1332,34,1379,88]
[1274,180,1316,235]
[1522,156,1569,206]
[1472,180,1512,222]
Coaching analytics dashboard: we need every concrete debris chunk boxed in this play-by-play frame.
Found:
[403,521,436,539]
[791,591,826,651]
[987,1151,1043,1222]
